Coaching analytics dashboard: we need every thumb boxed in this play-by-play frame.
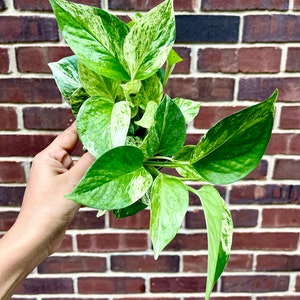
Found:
[68,152,95,182]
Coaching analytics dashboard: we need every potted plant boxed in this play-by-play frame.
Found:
[48,0,277,298]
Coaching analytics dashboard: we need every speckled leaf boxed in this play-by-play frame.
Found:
[123,0,175,80]
[191,90,278,184]
[195,185,233,300]
[173,97,201,123]
[150,174,189,259]
[49,0,130,81]
[66,146,153,210]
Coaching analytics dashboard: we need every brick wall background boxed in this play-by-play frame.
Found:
[0,0,300,299]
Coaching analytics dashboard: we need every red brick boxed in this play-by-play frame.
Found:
[0,78,61,103]
[151,276,207,293]
[256,254,300,271]
[77,233,148,252]
[111,254,179,272]
[116,298,179,300]
[15,278,73,294]
[0,0,6,10]
[109,209,149,229]
[166,233,208,251]
[257,297,300,300]
[42,298,108,300]
[69,210,105,229]
[0,211,18,230]
[57,234,73,252]
[109,0,197,11]
[232,232,299,251]
[0,106,18,130]
[273,159,300,179]
[238,77,300,102]
[280,106,300,129]
[296,275,300,291]
[14,0,101,11]
[194,105,245,129]
[0,161,26,183]
[221,275,290,293]
[173,46,191,74]
[198,47,281,73]
[184,297,251,300]
[286,47,300,71]
[202,0,288,11]
[0,16,58,43]
[16,46,73,73]
[230,184,300,204]
[165,77,234,101]
[0,47,9,73]
[78,276,145,294]
[266,133,300,155]
[0,186,25,206]
[23,107,74,130]
[295,0,300,10]
[262,208,300,227]
[38,256,107,273]
[231,209,258,227]
[243,15,300,42]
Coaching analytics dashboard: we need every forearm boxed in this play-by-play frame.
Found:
[0,218,49,299]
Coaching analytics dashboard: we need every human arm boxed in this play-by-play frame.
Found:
[0,123,94,299]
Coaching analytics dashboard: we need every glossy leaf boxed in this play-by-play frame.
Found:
[113,200,148,218]
[163,48,183,87]
[191,90,278,184]
[150,174,189,258]
[49,0,130,81]
[123,0,175,80]
[195,185,233,300]
[68,87,90,116]
[48,55,81,101]
[76,97,130,157]
[66,146,153,210]
[173,97,201,124]
[140,95,186,158]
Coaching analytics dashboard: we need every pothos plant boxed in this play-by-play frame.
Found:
[48,0,277,298]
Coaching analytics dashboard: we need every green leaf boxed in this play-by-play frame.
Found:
[48,55,81,100]
[135,101,158,128]
[150,174,189,259]
[173,97,201,124]
[66,146,153,210]
[195,185,233,300]
[113,200,148,218]
[163,48,183,87]
[78,59,120,101]
[49,0,130,81]
[140,95,186,158]
[76,97,130,157]
[123,0,175,80]
[68,87,90,116]
[191,90,278,184]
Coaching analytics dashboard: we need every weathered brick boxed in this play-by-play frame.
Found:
[198,47,281,73]
[77,233,148,252]
[15,278,73,294]
[230,184,300,204]
[0,211,18,230]
[0,16,58,43]
[221,275,290,293]
[69,210,105,229]
[166,233,208,251]
[280,106,300,129]
[286,47,300,71]
[0,186,25,206]
[243,15,300,42]
[38,256,107,273]
[23,107,74,130]
[267,133,300,155]
[202,0,289,11]
[16,46,73,73]
[0,134,55,157]
[173,46,191,74]
[262,208,300,227]
[232,232,299,250]
[14,0,101,11]
[295,0,300,10]
[165,77,234,101]
[115,298,179,300]
[244,160,268,180]
[0,161,26,183]
[111,255,179,272]
[109,209,149,229]
[0,106,18,130]
[273,159,300,179]
[256,254,300,271]
[57,234,73,252]
[0,78,61,104]
[151,276,208,293]
[42,298,108,300]
[238,77,300,102]
[176,15,240,43]
[78,276,145,294]
[185,297,251,300]
[0,0,5,10]
[257,297,300,300]
[0,47,9,73]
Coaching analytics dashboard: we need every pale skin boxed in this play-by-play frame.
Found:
[0,123,94,299]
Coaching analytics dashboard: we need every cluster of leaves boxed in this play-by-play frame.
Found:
[48,0,277,298]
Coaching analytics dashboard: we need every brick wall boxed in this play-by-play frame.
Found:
[0,0,299,299]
